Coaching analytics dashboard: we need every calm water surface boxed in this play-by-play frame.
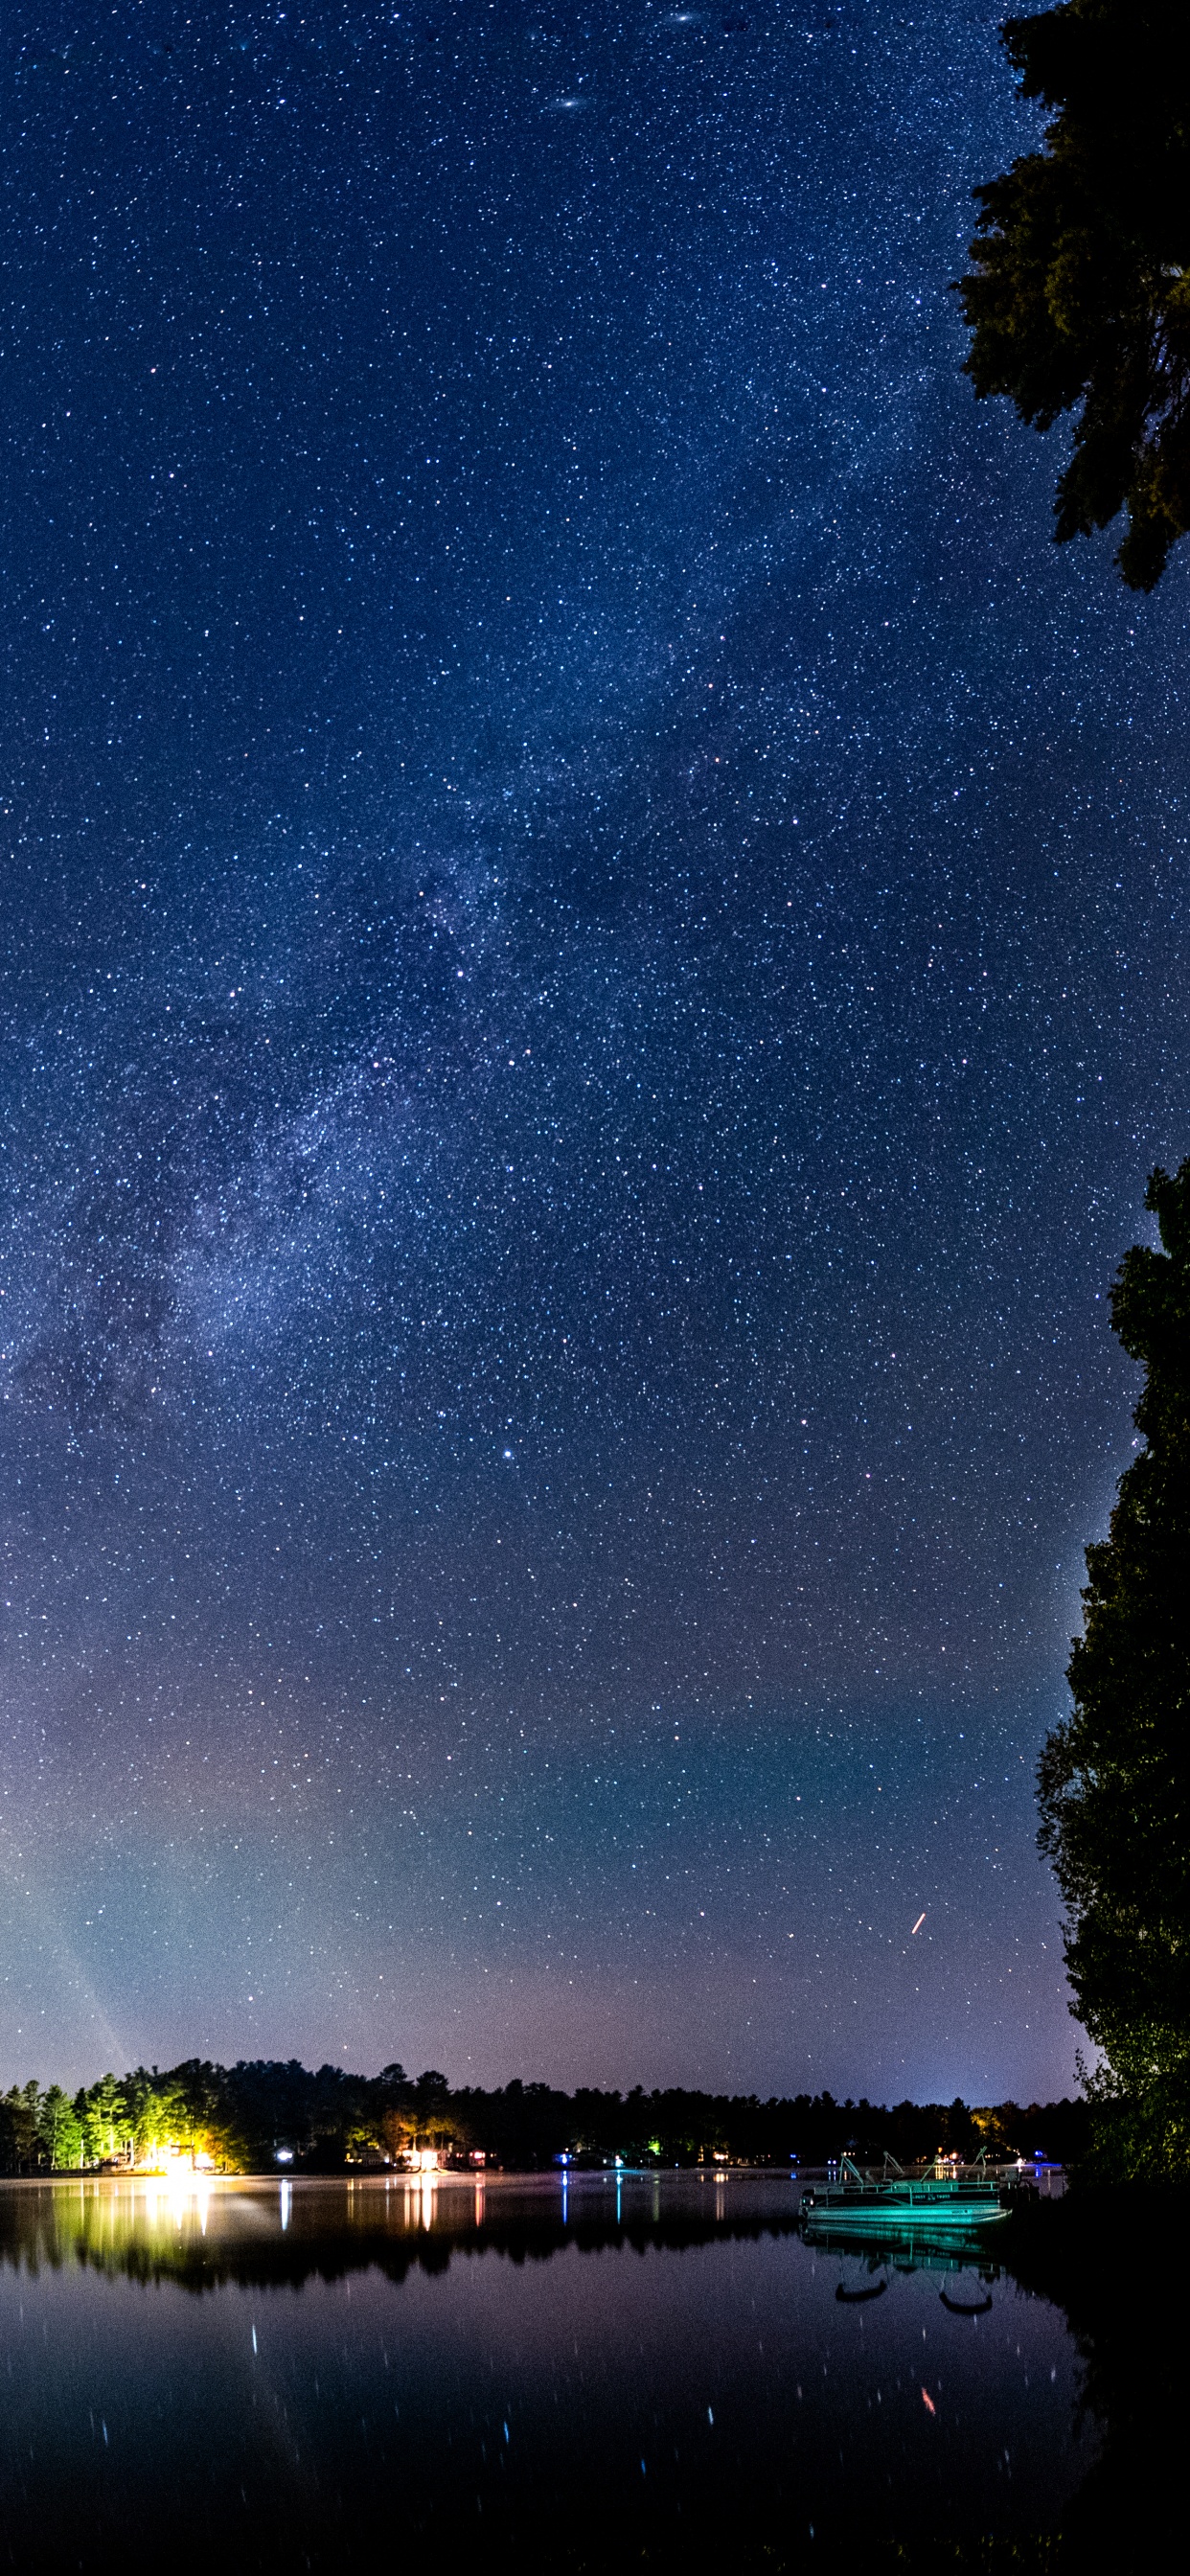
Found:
[0,2172,1089,2570]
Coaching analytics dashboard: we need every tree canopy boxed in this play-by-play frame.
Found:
[1039,1159,1190,2172]
[959,2,1190,589]
[0,2060,1090,2176]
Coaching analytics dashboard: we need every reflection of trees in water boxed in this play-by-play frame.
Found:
[0,2182,804,2294]
[1,2183,1151,2569]
[999,2192,1177,2576]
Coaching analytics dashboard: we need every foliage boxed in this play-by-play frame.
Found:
[0,2061,1091,2176]
[958,2,1190,589]
[1039,1158,1190,2174]
[38,2086,83,2171]
[0,2081,43,2173]
[77,2074,130,2167]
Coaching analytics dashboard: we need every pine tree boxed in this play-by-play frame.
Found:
[959,3,1190,590]
[37,2085,83,2172]
[1040,1159,1190,2172]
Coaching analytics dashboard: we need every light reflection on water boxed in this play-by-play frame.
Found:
[0,2172,1088,2571]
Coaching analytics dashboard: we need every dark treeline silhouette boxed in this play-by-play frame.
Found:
[0,2057,1091,2175]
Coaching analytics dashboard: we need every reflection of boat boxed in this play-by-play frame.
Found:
[800,2154,1008,2234]
[809,2222,1001,2276]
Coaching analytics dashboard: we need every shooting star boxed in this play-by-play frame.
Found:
[910,1912,927,1935]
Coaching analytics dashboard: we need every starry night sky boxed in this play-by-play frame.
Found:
[1,2,1186,2103]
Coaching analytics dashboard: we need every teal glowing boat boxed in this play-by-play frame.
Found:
[800,2155,1009,2232]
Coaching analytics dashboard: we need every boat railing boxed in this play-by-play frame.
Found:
[823,2156,1020,2189]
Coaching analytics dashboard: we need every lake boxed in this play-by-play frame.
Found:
[0,2170,1094,2570]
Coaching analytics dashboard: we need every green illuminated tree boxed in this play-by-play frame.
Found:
[165,2059,228,2167]
[123,2068,190,2164]
[37,2084,83,2171]
[958,2,1190,589]
[1039,1158,1190,2172]
[79,2073,130,2167]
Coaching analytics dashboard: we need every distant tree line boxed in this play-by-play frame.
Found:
[0,2060,1090,2177]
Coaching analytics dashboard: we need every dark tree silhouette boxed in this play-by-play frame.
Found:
[1040,1159,1190,2172]
[959,3,1190,589]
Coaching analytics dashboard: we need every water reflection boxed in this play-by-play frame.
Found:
[0,2174,1099,2572]
[0,2168,810,2292]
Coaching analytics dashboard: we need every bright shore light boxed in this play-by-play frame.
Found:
[133,2150,215,2180]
